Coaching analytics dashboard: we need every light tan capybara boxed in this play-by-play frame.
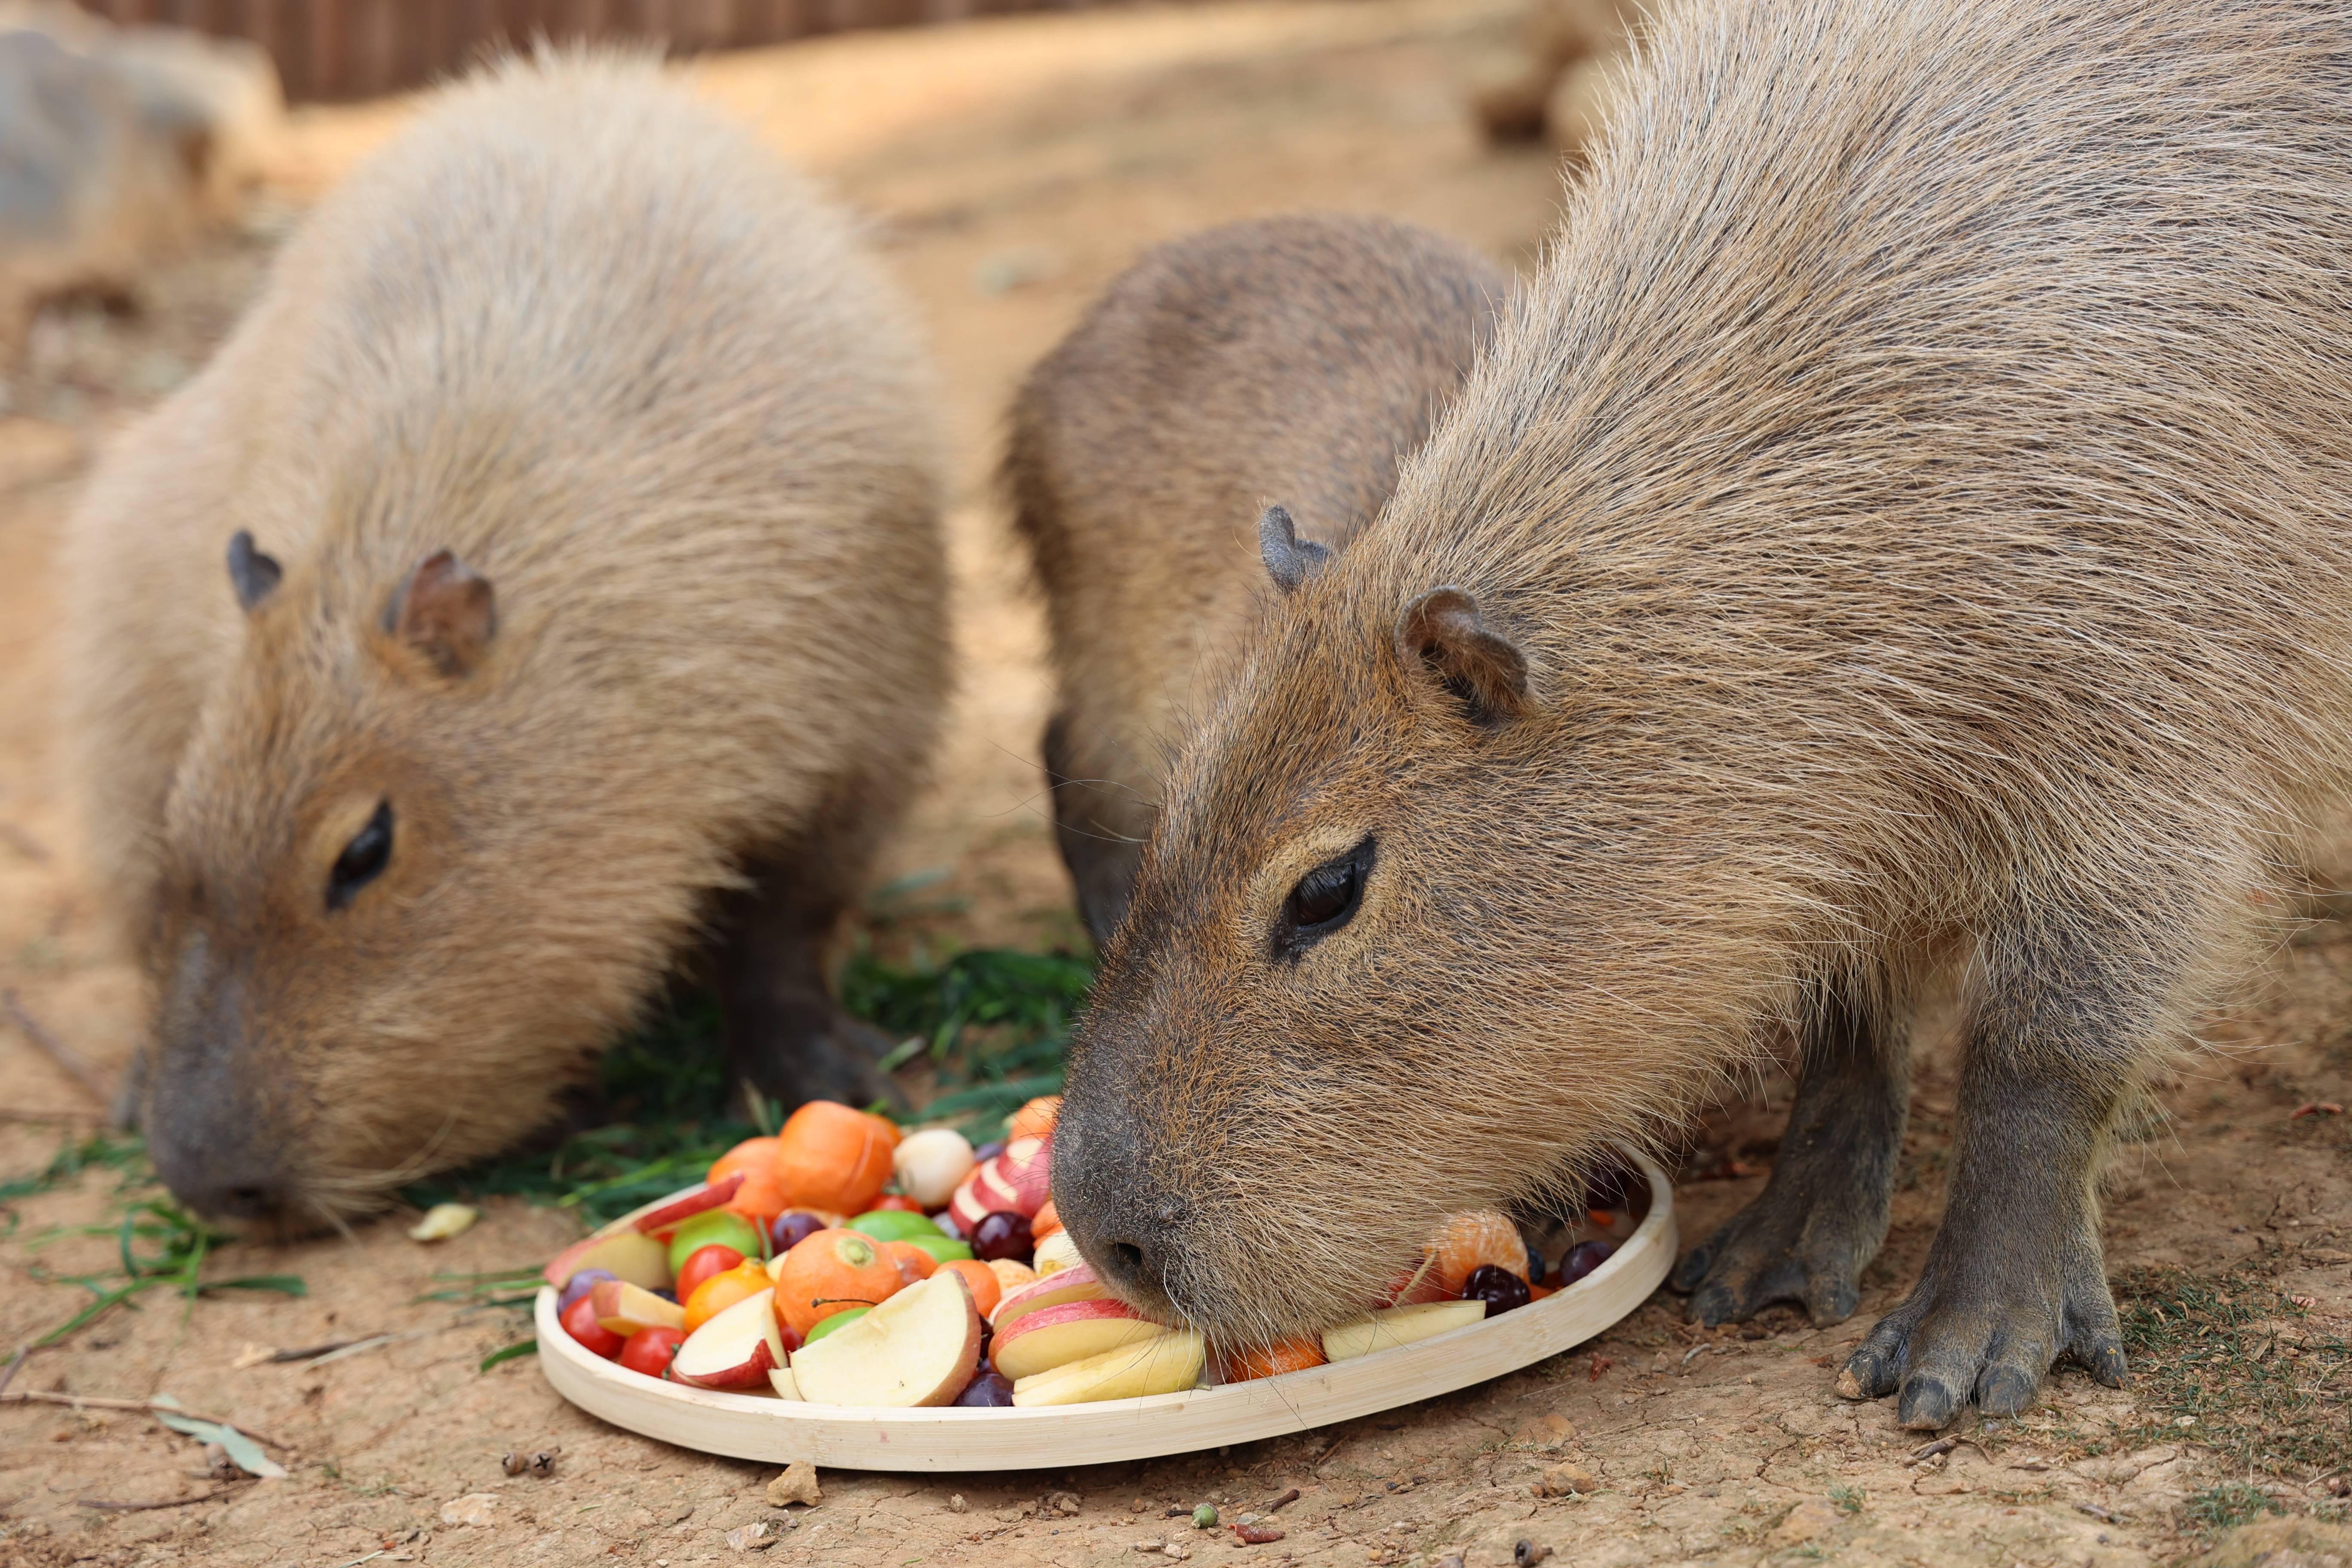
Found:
[59,55,947,1228]
[1055,0,2352,1430]
[1005,215,1508,941]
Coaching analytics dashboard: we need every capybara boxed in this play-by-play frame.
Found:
[1005,215,1507,941]
[60,54,947,1227]
[1054,0,2352,1431]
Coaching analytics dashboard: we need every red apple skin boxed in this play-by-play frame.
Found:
[542,1229,669,1290]
[671,1336,779,1390]
[989,1265,1103,1329]
[632,1173,746,1234]
[561,1295,626,1358]
[989,1298,1154,1381]
[998,1136,1054,1212]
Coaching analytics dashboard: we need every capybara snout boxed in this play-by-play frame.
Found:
[63,55,949,1226]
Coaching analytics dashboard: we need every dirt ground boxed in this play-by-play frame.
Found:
[0,3,2347,1565]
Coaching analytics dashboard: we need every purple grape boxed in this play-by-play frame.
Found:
[1523,1243,1548,1288]
[1463,1263,1531,1317]
[1559,1240,1614,1287]
[973,1141,1007,1165]
[971,1210,1034,1263]
[556,1268,615,1317]
[771,1211,827,1254]
[651,1288,678,1304]
[953,1372,1015,1407]
[1583,1163,1638,1213]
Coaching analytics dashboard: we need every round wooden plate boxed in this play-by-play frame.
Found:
[535,1152,1675,1472]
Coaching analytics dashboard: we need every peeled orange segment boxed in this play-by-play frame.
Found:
[1320,1300,1488,1362]
[1424,1210,1531,1294]
[1009,1328,1204,1406]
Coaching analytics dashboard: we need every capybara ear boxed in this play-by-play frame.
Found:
[1259,505,1332,595]
[226,530,282,614]
[1395,586,1531,727]
[385,548,497,677]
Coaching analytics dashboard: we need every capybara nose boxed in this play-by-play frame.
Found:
[1050,1101,1186,1305]
[1090,1225,1174,1300]
[148,1115,294,1224]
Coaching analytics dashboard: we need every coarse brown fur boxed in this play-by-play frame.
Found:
[1004,215,1508,941]
[1055,0,2352,1431]
[58,53,948,1227]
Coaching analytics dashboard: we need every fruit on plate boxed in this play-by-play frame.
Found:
[670,1288,789,1390]
[1031,1229,1082,1276]
[892,1127,977,1209]
[1461,1263,1532,1316]
[947,1135,1052,1231]
[1424,1210,1531,1294]
[591,1279,687,1337]
[665,1210,764,1277]
[986,1259,1037,1294]
[631,1173,746,1235]
[617,1326,685,1378]
[1320,1300,1487,1362]
[1212,1336,1327,1384]
[707,1137,791,1221]
[804,1305,868,1342]
[556,1267,617,1317]
[953,1371,1015,1406]
[939,1259,1002,1317]
[683,1260,774,1334]
[1010,1328,1203,1406]
[968,1211,1034,1263]
[770,1211,830,1254]
[561,1294,626,1357]
[848,1210,943,1243]
[773,1101,900,1215]
[1557,1239,1614,1286]
[989,1264,1106,1330]
[789,1271,984,1408]
[882,1240,939,1286]
[1030,1198,1063,1242]
[870,1194,927,1213]
[991,1299,1162,1381]
[769,1228,904,1337]
[543,1229,668,1291]
[1009,1095,1061,1141]
[766,1366,801,1400]
[902,1234,975,1267]
[674,1244,746,1305]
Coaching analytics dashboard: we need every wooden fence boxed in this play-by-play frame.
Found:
[70,0,1142,101]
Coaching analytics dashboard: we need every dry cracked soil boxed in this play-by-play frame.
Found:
[0,4,2346,1565]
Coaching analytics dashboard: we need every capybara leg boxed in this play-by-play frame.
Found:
[1672,976,1909,1326]
[1042,709,1145,946]
[715,851,896,1115]
[1838,917,2144,1430]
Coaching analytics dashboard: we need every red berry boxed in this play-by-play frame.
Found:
[560,1293,625,1357]
[1462,1263,1531,1316]
[870,1194,926,1213]
[617,1326,685,1378]
[674,1243,747,1305]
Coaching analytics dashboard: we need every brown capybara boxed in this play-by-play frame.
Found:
[1054,0,2352,1432]
[59,54,947,1228]
[1004,215,1508,942]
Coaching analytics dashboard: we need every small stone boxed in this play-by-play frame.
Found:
[765,1462,821,1508]
[946,1494,967,1514]
[1163,1544,1193,1561]
[1513,1414,1576,1447]
[1513,1543,1551,1568]
[1049,1491,1084,1516]
[1535,1462,1595,1498]
[408,1202,478,1241]
[1771,1501,1844,1545]
[725,1522,778,1551]
[1133,1496,1151,1513]
[501,1451,527,1476]
[439,1493,498,1528]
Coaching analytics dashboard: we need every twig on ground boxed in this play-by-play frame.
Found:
[0,1345,30,1400]
[79,1482,253,1512]
[1,988,112,1106]
[0,1390,291,1451]
[2075,1501,2117,1524]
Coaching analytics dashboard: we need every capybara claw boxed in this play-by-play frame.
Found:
[1898,1375,1962,1431]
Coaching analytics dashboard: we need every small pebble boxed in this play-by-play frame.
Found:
[1514,1542,1552,1568]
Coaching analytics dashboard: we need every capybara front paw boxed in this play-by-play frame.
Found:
[1671,1159,1883,1327]
[1834,1243,2126,1429]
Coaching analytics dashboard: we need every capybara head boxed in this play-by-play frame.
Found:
[142,527,644,1229]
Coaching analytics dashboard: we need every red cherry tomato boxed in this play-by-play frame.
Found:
[618,1326,686,1378]
[561,1293,625,1358]
[870,1194,926,1213]
[674,1243,748,1305]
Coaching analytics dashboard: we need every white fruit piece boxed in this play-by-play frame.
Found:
[1320,1300,1488,1362]
[1010,1329,1205,1406]
[990,1300,1162,1381]
[590,1279,686,1336]
[543,1229,669,1290]
[671,1289,788,1390]
[789,1271,983,1408]
[990,1263,1105,1329]
[766,1366,802,1400]
[1031,1230,1083,1276]
[892,1128,977,1210]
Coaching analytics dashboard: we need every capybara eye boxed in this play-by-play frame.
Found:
[327,801,394,912]
[1276,836,1375,957]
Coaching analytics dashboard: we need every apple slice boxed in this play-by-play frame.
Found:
[766,1366,802,1400]
[996,1135,1053,1211]
[991,1299,1162,1381]
[671,1288,786,1390]
[631,1173,746,1235]
[788,1271,983,1408]
[543,1229,669,1291]
[1010,1328,1204,1406]
[990,1264,1105,1329]
[1031,1230,1083,1277]
[591,1279,687,1337]
[1320,1300,1488,1362]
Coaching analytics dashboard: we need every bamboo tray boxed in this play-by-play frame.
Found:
[535,1151,1674,1472]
